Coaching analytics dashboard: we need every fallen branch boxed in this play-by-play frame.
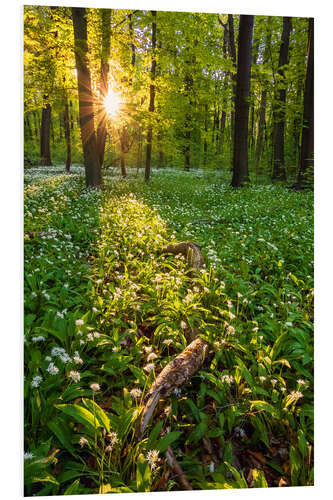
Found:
[140,336,214,435]
[165,446,193,490]
[162,241,204,270]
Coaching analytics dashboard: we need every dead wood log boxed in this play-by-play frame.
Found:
[165,446,193,490]
[140,336,214,435]
[162,241,204,270]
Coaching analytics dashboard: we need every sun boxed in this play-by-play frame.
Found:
[104,88,122,118]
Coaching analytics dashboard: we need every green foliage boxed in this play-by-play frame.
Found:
[24,166,313,494]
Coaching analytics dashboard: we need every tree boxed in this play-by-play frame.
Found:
[145,11,157,182]
[272,17,292,181]
[96,9,112,167]
[231,15,254,187]
[72,7,101,187]
[294,18,314,189]
[40,97,52,165]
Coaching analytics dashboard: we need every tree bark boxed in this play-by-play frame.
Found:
[272,17,292,181]
[63,92,71,172]
[40,97,52,166]
[228,14,237,140]
[145,11,157,182]
[255,25,271,164]
[72,7,101,187]
[96,9,112,168]
[295,18,314,189]
[231,15,254,187]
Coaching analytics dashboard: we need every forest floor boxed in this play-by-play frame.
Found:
[24,165,314,495]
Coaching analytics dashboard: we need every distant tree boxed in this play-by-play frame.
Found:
[96,9,112,167]
[40,97,52,166]
[231,15,254,187]
[72,7,101,187]
[272,17,292,181]
[145,10,157,182]
[294,18,314,189]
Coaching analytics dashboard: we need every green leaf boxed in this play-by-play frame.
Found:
[157,431,182,453]
[186,421,207,444]
[251,468,268,488]
[136,453,151,492]
[64,479,81,495]
[55,403,100,435]
[250,400,279,419]
[47,417,77,457]
[82,398,110,433]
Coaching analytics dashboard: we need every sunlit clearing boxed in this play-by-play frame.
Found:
[104,88,122,118]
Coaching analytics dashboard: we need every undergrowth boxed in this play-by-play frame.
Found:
[24,166,314,495]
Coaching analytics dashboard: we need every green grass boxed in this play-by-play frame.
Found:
[24,166,314,494]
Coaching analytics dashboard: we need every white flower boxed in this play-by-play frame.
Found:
[90,383,100,392]
[73,351,83,364]
[106,432,119,447]
[180,320,187,330]
[68,371,80,383]
[143,345,153,353]
[31,336,45,342]
[93,331,100,338]
[226,325,235,335]
[130,388,142,399]
[46,362,59,375]
[270,379,278,387]
[24,452,34,460]
[285,322,293,327]
[297,379,306,385]
[163,339,173,346]
[75,319,84,326]
[221,374,234,385]
[146,449,160,470]
[92,307,98,313]
[289,390,303,402]
[147,352,158,362]
[31,375,43,388]
[79,437,88,447]
[56,311,64,319]
[144,363,155,373]
[259,376,266,383]
[173,388,181,396]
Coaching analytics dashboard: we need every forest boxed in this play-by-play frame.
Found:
[24,5,314,495]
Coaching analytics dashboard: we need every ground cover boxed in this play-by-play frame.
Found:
[24,167,314,494]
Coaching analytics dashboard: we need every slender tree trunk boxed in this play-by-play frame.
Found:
[203,104,208,165]
[72,7,101,187]
[63,92,71,172]
[295,18,314,189]
[255,89,267,163]
[69,101,74,130]
[219,110,226,153]
[272,17,292,181]
[96,9,112,167]
[255,26,271,164]
[145,11,157,182]
[228,14,237,140]
[40,97,52,166]
[231,15,254,187]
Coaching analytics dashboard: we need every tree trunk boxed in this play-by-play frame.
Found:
[40,97,52,166]
[272,17,292,181]
[255,26,271,164]
[145,11,157,182]
[295,18,314,189]
[231,15,254,187]
[63,92,71,172]
[228,14,237,141]
[203,104,208,165]
[72,7,101,187]
[96,9,112,167]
